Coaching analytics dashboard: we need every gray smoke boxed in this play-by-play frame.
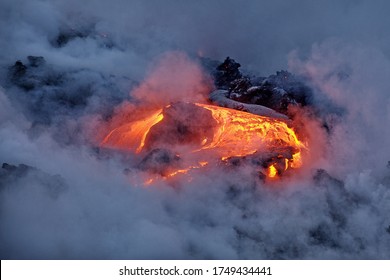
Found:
[0,0,390,259]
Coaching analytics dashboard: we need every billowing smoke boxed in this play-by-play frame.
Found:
[1,0,390,259]
[132,51,213,105]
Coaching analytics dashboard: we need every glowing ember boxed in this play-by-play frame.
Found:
[267,164,278,178]
[100,102,305,182]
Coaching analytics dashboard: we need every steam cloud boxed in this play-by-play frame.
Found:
[0,0,390,259]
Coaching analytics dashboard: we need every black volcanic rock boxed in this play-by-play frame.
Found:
[309,223,339,248]
[229,76,252,94]
[51,26,92,48]
[27,56,46,67]
[9,61,28,86]
[8,56,60,91]
[209,57,313,116]
[230,70,313,115]
[6,56,88,124]
[5,55,127,127]
[138,149,181,175]
[313,169,344,189]
[0,163,67,199]
[1,163,30,176]
[214,57,243,89]
[51,25,115,50]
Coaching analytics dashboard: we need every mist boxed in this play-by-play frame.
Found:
[0,0,389,259]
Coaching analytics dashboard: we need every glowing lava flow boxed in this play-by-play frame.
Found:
[100,103,305,181]
[101,109,164,153]
[196,104,302,161]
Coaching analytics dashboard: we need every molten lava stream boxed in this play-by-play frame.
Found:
[100,102,305,183]
[195,103,304,176]
[101,108,164,152]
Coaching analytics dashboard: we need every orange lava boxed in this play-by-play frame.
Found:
[267,164,278,178]
[100,103,305,182]
[101,109,164,153]
[195,104,302,162]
